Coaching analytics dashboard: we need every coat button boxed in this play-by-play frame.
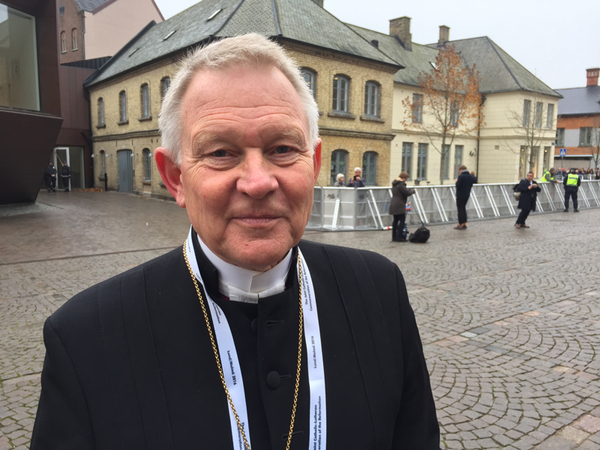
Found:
[266,371,281,389]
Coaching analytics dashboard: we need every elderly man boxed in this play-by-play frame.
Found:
[31,34,439,450]
[347,167,366,187]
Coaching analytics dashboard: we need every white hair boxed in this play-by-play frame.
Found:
[336,173,344,181]
[354,167,362,172]
[159,33,320,166]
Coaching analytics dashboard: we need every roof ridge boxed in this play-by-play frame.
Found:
[213,0,246,36]
[483,37,525,91]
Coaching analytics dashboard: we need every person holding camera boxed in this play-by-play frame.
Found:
[514,171,541,229]
[347,167,366,187]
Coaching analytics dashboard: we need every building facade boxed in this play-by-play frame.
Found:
[351,18,560,185]
[0,0,63,204]
[85,0,400,197]
[555,68,600,170]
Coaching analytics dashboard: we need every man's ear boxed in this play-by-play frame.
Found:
[155,148,186,208]
[313,140,322,184]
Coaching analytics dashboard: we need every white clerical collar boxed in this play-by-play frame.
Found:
[196,235,292,303]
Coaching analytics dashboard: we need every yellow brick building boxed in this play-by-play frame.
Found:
[86,0,400,197]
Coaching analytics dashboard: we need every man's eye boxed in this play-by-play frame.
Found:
[274,146,293,154]
[212,150,228,157]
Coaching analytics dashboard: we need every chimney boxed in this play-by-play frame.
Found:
[389,16,412,51]
[587,68,599,87]
[311,0,323,7]
[438,25,450,47]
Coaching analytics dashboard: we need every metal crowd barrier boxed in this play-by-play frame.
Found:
[307,180,600,231]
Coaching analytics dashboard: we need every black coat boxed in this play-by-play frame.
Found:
[389,179,415,215]
[31,238,440,450]
[455,171,476,198]
[516,179,541,211]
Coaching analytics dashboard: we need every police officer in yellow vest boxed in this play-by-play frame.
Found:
[541,168,558,184]
[563,168,581,212]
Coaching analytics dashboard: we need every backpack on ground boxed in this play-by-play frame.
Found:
[409,226,430,243]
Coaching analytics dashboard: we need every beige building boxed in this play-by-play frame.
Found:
[86,0,400,197]
[350,18,560,185]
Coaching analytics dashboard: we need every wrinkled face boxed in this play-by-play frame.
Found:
[354,169,361,177]
[526,173,534,182]
[158,64,321,271]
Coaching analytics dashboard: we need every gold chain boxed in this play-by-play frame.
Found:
[183,243,303,450]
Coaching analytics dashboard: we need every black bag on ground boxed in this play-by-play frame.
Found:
[409,226,430,243]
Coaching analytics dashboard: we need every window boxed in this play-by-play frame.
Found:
[402,142,413,180]
[0,5,40,110]
[161,77,171,101]
[546,104,554,129]
[362,152,378,186]
[580,127,593,146]
[332,75,349,112]
[143,149,152,181]
[535,102,543,128]
[412,94,423,123]
[523,100,531,127]
[441,144,451,180]
[71,29,78,51]
[417,143,428,179]
[450,101,459,127]
[454,145,463,176]
[364,81,380,117]
[530,147,539,174]
[97,98,105,126]
[100,150,106,176]
[59,6,65,15]
[300,68,316,99]
[60,31,67,53]
[140,84,150,118]
[119,91,128,123]
[330,150,348,185]
[556,128,565,146]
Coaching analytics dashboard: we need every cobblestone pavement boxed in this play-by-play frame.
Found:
[1,190,599,449]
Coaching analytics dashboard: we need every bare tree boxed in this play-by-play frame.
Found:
[402,44,484,185]
[590,115,600,171]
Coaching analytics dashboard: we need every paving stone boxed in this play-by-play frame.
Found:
[3,192,600,449]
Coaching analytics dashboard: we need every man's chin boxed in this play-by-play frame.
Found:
[223,237,295,272]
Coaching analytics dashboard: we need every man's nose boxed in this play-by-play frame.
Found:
[236,151,279,199]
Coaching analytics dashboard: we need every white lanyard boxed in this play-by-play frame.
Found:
[186,231,327,450]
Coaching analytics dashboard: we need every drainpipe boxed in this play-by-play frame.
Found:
[476,95,487,179]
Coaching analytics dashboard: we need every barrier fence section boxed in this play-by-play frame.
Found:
[307,180,600,231]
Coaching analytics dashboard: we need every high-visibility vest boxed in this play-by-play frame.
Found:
[541,171,554,182]
[566,173,579,186]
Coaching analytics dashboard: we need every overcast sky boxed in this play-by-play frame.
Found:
[154,0,599,90]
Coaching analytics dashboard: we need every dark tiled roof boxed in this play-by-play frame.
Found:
[556,86,600,116]
[451,37,559,97]
[74,0,110,12]
[88,0,399,86]
[347,24,437,86]
[348,25,559,98]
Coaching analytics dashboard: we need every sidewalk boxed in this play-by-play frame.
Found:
[1,190,600,449]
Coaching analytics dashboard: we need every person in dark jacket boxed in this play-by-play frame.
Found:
[514,171,541,229]
[389,171,415,242]
[44,163,57,192]
[455,165,476,230]
[347,167,366,187]
[60,162,72,192]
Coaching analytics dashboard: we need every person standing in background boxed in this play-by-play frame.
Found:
[389,172,415,242]
[563,168,581,212]
[60,162,71,192]
[455,165,476,230]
